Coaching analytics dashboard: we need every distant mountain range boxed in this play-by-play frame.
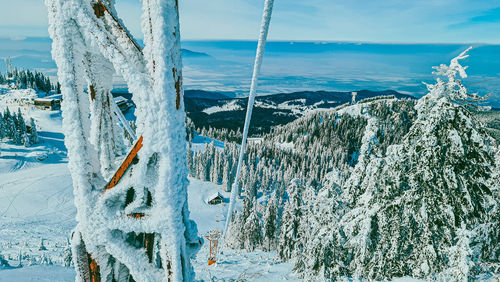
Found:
[183,89,414,135]
[1,37,499,108]
[181,49,210,58]
[112,88,415,135]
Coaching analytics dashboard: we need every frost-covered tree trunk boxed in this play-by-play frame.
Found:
[46,0,201,281]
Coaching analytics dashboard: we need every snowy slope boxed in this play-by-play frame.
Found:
[0,265,75,282]
[0,161,296,281]
[0,91,297,280]
[0,86,443,281]
[0,87,73,268]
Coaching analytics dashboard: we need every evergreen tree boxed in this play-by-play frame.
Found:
[62,238,72,267]
[262,198,277,251]
[278,179,303,261]
[240,193,253,221]
[293,185,316,272]
[441,224,472,281]
[29,118,38,145]
[222,159,232,192]
[299,170,345,279]
[325,48,499,280]
[225,211,245,249]
[244,201,263,251]
[10,113,21,145]
[0,112,5,139]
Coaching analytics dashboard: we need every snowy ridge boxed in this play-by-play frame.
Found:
[202,100,242,114]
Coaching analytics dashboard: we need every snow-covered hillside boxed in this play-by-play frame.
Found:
[2,49,499,281]
[0,87,299,280]
[202,50,500,281]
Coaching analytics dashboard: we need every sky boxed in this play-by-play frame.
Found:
[0,0,499,43]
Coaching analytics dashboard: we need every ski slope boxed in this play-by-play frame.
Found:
[0,90,298,280]
[0,88,433,281]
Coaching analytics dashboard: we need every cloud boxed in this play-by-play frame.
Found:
[449,6,500,29]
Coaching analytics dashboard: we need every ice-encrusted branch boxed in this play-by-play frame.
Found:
[424,47,490,104]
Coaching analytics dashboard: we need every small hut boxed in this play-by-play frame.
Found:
[34,97,61,110]
[206,192,224,205]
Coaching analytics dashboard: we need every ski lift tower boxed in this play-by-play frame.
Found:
[204,230,222,266]
[45,0,202,280]
[5,57,12,78]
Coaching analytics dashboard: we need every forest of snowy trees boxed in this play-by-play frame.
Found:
[0,69,60,94]
[188,97,417,194]
[188,50,500,280]
[0,107,38,146]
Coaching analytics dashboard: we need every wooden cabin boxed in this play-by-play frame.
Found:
[206,192,224,205]
[34,97,61,110]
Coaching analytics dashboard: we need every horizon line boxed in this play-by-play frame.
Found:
[0,36,499,46]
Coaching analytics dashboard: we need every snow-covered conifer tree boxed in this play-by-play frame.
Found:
[244,202,263,251]
[293,184,316,272]
[278,179,303,261]
[62,239,72,267]
[29,117,38,145]
[38,238,47,251]
[326,48,499,280]
[240,193,253,222]
[440,224,472,281]
[262,198,278,251]
[225,212,245,249]
[222,160,232,192]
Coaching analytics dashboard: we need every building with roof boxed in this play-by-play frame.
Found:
[34,97,61,110]
[206,192,224,205]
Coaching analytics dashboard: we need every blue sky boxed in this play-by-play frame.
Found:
[0,0,499,43]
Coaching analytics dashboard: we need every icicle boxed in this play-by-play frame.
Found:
[224,0,275,237]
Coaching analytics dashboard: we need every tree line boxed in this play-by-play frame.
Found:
[0,69,60,94]
[0,107,39,147]
[186,93,500,279]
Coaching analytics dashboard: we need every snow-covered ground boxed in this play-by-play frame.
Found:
[0,88,297,281]
[0,88,494,281]
[0,265,75,282]
[202,100,242,115]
